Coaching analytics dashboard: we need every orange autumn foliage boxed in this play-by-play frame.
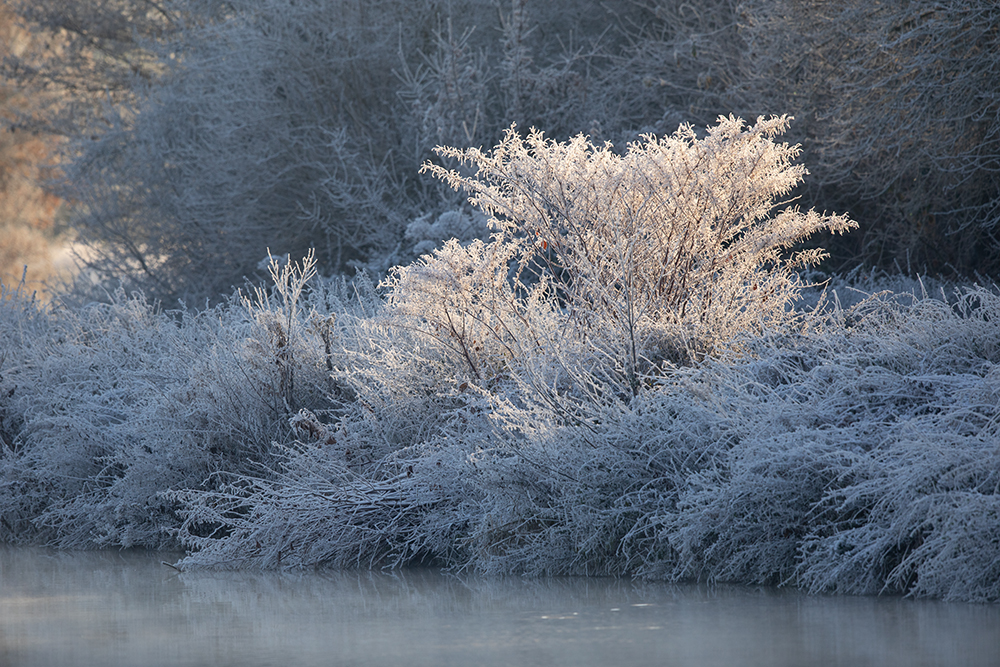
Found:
[0,2,69,292]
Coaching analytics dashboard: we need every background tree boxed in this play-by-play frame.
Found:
[0,2,68,290]
[5,0,639,303]
[737,0,1000,275]
[0,0,191,137]
[3,0,1000,302]
[594,0,1000,276]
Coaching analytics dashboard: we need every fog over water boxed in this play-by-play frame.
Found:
[0,547,997,667]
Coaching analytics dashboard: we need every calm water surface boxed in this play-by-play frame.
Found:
[0,546,997,667]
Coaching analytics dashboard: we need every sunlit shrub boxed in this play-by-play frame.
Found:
[416,115,854,386]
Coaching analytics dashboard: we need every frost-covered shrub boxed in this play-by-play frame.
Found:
[168,280,1000,604]
[0,287,194,547]
[172,429,483,569]
[636,288,1000,601]
[171,116,858,573]
[420,115,854,382]
[5,107,1000,604]
[0,253,346,548]
[0,279,52,468]
[383,236,561,391]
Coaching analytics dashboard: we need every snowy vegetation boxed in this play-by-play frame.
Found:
[1,0,999,605]
[5,0,1000,298]
[2,115,999,604]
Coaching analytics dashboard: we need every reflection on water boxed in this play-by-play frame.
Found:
[1,546,997,667]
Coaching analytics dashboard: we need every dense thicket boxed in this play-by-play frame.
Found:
[3,0,997,301]
[2,117,999,603]
[4,0,644,302]
[2,0,1000,604]
[740,0,1000,275]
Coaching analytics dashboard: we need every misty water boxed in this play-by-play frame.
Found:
[1,547,997,667]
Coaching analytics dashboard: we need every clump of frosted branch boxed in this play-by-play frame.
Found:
[0,253,350,548]
[421,115,855,387]
[173,279,1000,604]
[174,117,863,576]
[6,114,1000,604]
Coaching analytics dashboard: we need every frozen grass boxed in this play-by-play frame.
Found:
[1,119,998,603]
[164,283,1000,602]
[3,250,998,602]
[0,253,349,547]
